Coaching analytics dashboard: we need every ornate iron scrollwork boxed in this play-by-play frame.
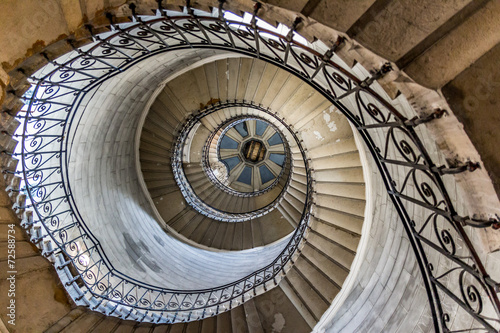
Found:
[13,6,499,330]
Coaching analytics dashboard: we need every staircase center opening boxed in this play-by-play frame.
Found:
[242,139,266,163]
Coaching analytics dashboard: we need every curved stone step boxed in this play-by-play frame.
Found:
[135,54,366,326]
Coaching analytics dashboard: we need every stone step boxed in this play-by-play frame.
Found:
[315,193,365,218]
[314,166,364,183]
[89,316,122,332]
[251,218,265,247]
[44,308,87,333]
[294,256,341,304]
[306,231,356,271]
[291,173,308,186]
[144,178,176,190]
[301,242,349,289]
[290,181,308,196]
[314,205,364,235]
[284,192,305,214]
[142,122,175,143]
[143,172,175,183]
[152,93,185,124]
[243,299,264,333]
[313,151,362,170]
[277,203,299,228]
[171,210,205,233]
[280,198,302,223]
[185,171,207,184]
[57,311,105,333]
[168,207,197,228]
[185,320,201,333]
[149,184,180,199]
[190,175,212,192]
[283,267,330,322]
[0,223,24,241]
[200,316,217,333]
[231,303,250,333]
[310,218,361,253]
[0,254,51,279]
[160,86,191,119]
[287,185,307,203]
[187,217,214,244]
[222,223,236,249]
[252,285,310,333]
[217,311,232,333]
[231,221,244,250]
[315,182,365,200]
[140,140,172,153]
[293,165,307,177]
[210,222,229,248]
[198,219,222,247]
[178,213,208,237]
[140,161,172,173]
[307,138,358,159]
[0,240,39,261]
[197,185,219,203]
[242,220,254,249]
[139,143,171,157]
[184,164,204,175]
[279,278,316,329]
[147,108,177,133]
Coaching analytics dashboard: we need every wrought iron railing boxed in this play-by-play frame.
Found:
[10,3,500,331]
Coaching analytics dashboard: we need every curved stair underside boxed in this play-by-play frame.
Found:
[19,9,372,331]
[3,2,500,333]
[136,56,366,329]
[64,47,366,331]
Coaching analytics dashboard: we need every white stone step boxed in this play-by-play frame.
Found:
[279,278,316,329]
[283,268,330,322]
[294,256,341,304]
[231,304,249,333]
[243,299,264,333]
[216,311,232,333]
[307,137,359,159]
[313,151,362,170]
[315,182,365,200]
[314,206,364,235]
[315,193,365,218]
[314,166,364,183]
[310,218,360,253]
[306,232,356,270]
[301,243,349,289]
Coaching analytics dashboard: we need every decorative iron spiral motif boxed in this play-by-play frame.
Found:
[459,270,484,315]
[433,215,456,255]
[13,9,498,330]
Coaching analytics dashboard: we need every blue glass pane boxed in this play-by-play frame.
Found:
[259,165,275,184]
[255,120,268,136]
[234,122,248,138]
[237,166,252,185]
[220,135,239,149]
[221,156,240,172]
[267,132,283,146]
[269,153,285,166]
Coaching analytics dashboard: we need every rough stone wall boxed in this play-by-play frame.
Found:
[442,42,500,201]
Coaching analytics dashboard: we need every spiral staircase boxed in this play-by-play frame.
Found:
[1,2,500,333]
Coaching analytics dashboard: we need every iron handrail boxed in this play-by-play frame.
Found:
[13,5,499,330]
